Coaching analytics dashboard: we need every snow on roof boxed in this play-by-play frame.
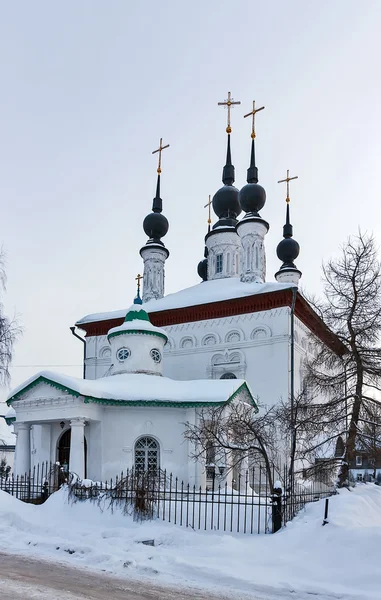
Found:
[107,306,168,340]
[77,278,294,325]
[7,370,256,408]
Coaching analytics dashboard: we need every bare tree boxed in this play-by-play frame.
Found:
[276,387,346,482]
[356,401,381,478]
[184,400,279,491]
[305,232,381,487]
[0,251,21,385]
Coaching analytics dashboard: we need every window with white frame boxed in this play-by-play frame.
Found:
[356,455,363,466]
[135,436,160,473]
[216,254,223,274]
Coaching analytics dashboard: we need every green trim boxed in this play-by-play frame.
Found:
[124,309,150,323]
[7,376,81,405]
[7,376,257,411]
[107,329,167,341]
[83,397,228,408]
[5,417,16,425]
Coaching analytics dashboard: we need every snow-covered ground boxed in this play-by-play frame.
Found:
[0,484,380,600]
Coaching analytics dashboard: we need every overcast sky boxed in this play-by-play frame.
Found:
[1,0,381,399]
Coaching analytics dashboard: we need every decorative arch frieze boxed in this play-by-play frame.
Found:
[250,325,272,340]
[179,335,197,349]
[201,333,219,346]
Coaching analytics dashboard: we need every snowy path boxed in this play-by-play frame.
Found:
[0,552,249,600]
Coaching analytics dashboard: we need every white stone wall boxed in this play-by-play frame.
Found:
[140,244,168,302]
[84,309,318,410]
[109,331,166,377]
[205,230,241,280]
[100,406,200,483]
[163,308,291,407]
[237,220,268,283]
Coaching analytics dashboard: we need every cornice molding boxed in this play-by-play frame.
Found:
[77,289,346,356]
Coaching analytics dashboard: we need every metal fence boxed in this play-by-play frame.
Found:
[0,462,61,504]
[0,464,335,533]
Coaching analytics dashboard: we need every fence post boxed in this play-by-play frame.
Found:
[271,481,283,533]
[322,498,329,526]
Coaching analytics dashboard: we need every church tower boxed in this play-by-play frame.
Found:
[275,170,302,285]
[236,101,269,283]
[107,301,168,377]
[140,138,170,303]
[205,92,242,281]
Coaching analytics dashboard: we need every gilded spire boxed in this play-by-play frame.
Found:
[277,170,298,238]
[277,169,298,204]
[244,100,265,184]
[204,194,212,233]
[151,138,170,213]
[218,92,240,186]
[218,91,241,134]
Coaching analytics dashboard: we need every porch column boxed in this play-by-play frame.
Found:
[14,423,30,476]
[69,418,86,479]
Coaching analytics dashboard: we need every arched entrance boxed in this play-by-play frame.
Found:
[57,429,87,477]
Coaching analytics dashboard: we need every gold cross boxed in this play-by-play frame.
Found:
[135,273,143,294]
[278,170,298,203]
[152,137,170,174]
[218,91,241,134]
[244,100,265,139]
[204,194,212,227]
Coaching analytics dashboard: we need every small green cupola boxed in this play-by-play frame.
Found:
[107,305,168,377]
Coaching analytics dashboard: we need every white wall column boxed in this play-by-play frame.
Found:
[69,418,86,479]
[237,219,269,283]
[14,423,30,476]
[140,244,169,303]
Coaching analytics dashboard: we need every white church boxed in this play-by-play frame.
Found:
[5,96,343,485]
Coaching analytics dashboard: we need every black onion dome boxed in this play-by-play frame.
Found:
[238,138,267,215]
[143,212,169,243]
[276,203,300,267]
[212,185,241,219]
[239,183,266,214]
[143,173,169,244]
[212,134,241,226]
[197,258,208,281]
[276,237,300,266]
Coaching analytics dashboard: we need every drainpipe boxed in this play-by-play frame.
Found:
[289,287,297,490]
[70,327,86,379]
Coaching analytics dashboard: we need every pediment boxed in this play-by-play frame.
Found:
[13,379,78,403]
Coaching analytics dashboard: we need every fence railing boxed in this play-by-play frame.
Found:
[0,464,336,533]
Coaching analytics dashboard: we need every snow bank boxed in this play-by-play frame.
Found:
[0,484,380,599]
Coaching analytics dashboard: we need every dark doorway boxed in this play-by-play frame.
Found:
[57,429,87,477]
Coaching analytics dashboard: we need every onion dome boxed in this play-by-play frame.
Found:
[197,245,208,281]
[275,201,302,284]
[276,203,300,267]
[238,138,266,216]
[143,174,169,245]
[212,135,241,228]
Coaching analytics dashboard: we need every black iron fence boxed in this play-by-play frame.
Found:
[0,462,62,504]
[0,463,335,533]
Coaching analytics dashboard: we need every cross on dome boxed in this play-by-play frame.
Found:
[218,91,241,134]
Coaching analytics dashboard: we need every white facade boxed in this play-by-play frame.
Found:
[140,243,169,303]
[205,229,241,280]
[9,379,251,486]
[84,309,313,409]
[237,218,268,284]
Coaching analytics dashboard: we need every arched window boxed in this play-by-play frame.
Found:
[135,436,160,473]
[220,372,237,379]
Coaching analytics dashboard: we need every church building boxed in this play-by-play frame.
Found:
[5,94,343,484]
